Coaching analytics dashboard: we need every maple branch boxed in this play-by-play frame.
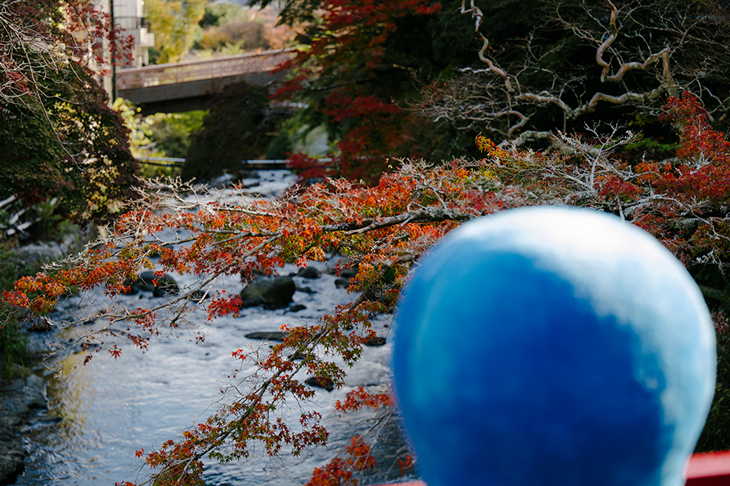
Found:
[142,284,381,485]
[476,33,512,92]
[209,231,280,246]
[321,207,471,235]
[459,0,511,91]
[216,207,281,218]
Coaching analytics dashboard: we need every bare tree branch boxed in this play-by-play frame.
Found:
[415,0,730,146]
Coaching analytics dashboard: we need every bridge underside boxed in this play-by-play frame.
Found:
[119,70,287,115]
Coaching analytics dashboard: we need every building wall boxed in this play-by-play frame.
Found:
[93,0,155,101]
[113,0,155,68]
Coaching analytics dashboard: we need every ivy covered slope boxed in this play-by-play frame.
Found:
[0,0,139,397]
[0,0,140,225]
[3,93,730,485]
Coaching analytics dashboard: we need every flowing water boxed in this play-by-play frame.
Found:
[13,172,405,486]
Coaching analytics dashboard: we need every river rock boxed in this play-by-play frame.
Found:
[305,376,335,392]
[10,227,96,275]
[364,336,387,347]
[339,268,358,279]
[24,315,53,332]
[125,271,179,297]
[0,453,24,485]
[326,255,357,276]
[189,289,209,302]
[240,276,295,309]
[0,373,49,485]
[22,374,47,409]
[297,266,322,279]
[245,331,288,341]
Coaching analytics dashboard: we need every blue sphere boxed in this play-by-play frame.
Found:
[392,207,716,486]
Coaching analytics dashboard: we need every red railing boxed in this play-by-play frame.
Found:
[373,451,730,486]
[116,48,294,90]
[685,451,730,485]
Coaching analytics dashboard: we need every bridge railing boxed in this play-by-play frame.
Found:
[370,451,730,486]
[117,48,295,90]
[134,157,332,170]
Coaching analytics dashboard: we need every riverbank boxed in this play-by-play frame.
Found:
[0,370,47,486]
[0,225,96,486]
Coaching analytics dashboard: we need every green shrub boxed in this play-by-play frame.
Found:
[0,318,27,378]
[696,319,730,452]
[149,110,207,158]
[0,249,26,378]
[182,82,286,182]
[265,130,294,160]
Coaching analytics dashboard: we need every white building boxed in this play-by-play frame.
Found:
[112,0,155,68]
[94,0,155,101]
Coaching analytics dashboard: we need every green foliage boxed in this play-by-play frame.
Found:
[182,82,286,181]
[618,112,680,161]
[27,200,77,243]
[116,98,177,179]
[199,2,248,28]
[265,130,294,160]
[149,111,207,158]
[0,106,79,209]
[194,3,268,55]
[0,248,21,295]
[427,5,481,68]
[145,0,207,63]
[249,0,322,27]
[115,99,165,159]
[0,249,26,377]
[0,319,27,378]
[0,72,139,224]
[115,100,208,179]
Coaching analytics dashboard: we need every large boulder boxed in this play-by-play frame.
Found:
[125,271,179,297]
[0,453,24,486]
[296,266,322,279]
[240,276,295,309]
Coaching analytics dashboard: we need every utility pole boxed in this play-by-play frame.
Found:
[110,0,117,102]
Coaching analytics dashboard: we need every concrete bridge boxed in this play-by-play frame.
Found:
[117,48,294,114]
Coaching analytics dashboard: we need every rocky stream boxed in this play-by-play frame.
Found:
[0,171,410,486]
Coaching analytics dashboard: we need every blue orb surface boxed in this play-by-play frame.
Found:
[392,207,716,486]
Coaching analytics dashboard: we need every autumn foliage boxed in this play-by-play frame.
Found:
[4,93,730,484]
[0,0,133,102]
[272,0,448,182]
[0,0,139,223]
